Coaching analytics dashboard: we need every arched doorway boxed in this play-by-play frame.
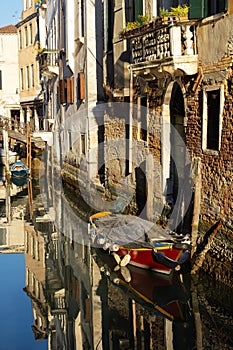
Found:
[170,82,192,233]
[162,81,192,233]
[170,82,186,208]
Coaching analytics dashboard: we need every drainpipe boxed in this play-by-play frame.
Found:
[59,0,64,125]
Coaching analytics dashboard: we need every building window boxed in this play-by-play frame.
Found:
[29,23,33,45]
[25,26,28,47]
[81,0,85,37]
[81,134,86,155]
[19,30,22,49]
[20,68,24,90]
[26,66,30,89]
[0,70,2,90]
[31,64,34,87]
[202,86,224,151]
[137,96,147,142]
[189,0,228,18]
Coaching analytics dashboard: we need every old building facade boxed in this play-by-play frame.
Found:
[33,0,233,285]
[16,0,43,132]
[103,0,233,284]
[0,25,20,123]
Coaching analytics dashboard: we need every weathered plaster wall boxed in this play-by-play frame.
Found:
[197,13,233,65]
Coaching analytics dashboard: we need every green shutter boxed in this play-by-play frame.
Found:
[219,0,228,12]
[134,0,143,20]
[189,0,208,18]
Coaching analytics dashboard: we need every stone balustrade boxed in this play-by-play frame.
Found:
[131,22,197,64]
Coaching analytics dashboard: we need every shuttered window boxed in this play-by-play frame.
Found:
[67,77,74,104]
[57,77,74,104]
[134,0,143,20]
[78,72,85,100]
[189,0,228,18]
[58,79,67,104]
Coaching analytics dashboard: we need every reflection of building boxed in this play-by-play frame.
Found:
[92,249,195,350]
[24,222,48,341]
[0,184,27,253]
[0,219,24,252]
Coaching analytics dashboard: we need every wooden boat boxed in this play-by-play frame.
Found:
[0,148,18,165]
[93,248,192,322]
[89,212,191,275]
[10,160,30,178]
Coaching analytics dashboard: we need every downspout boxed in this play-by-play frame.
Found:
[59,0,64,125]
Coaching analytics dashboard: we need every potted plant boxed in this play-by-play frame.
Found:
[119,14,149,38]
[159,4,189,22]
[170,4,189,19]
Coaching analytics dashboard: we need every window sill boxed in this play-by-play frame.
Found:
[202,149,219,156]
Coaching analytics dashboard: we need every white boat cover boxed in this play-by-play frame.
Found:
[92,214,176,246]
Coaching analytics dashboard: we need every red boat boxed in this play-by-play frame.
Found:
[89,212,191,275]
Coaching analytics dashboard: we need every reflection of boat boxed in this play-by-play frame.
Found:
[10,176,29,187]
[89,212,191,275]
[0,148,18,165]
[93,249,192,322]
[10,160,30,178]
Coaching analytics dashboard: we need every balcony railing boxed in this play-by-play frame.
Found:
[38,49,59,77]
[129,20,198,75]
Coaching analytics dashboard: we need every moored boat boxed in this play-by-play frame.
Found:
[89,212,191,275]
[10,160,30,178]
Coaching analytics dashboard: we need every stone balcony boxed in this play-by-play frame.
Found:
[126,19,199,78]
[37,49,59,78]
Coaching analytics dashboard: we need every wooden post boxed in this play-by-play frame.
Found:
[191,157,202,257]
[26,122,33,220]
[191,220,222,274]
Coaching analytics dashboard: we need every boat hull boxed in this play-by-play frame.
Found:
[117,246,182,274]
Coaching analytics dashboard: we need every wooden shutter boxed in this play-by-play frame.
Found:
[67,77,74,104]
[134,0,143,20]
[189,0,208,19]
[218,0,228,12]
[58,79,67,104]
[78,72,85,100]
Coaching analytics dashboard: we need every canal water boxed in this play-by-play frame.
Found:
[0,166,232,349]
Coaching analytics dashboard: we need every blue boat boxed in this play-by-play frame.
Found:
[10,160,30,178]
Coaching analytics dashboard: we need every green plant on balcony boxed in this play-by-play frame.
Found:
[159,4,189,19]
[170,4,189,17]
[137,14,149,25]
[119,14,149,38]
[159,8,170,17]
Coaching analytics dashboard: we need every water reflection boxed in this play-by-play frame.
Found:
[93,249,195,349]
[0,163,233,350]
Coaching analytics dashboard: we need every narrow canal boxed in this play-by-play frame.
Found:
[0,165,232,350]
